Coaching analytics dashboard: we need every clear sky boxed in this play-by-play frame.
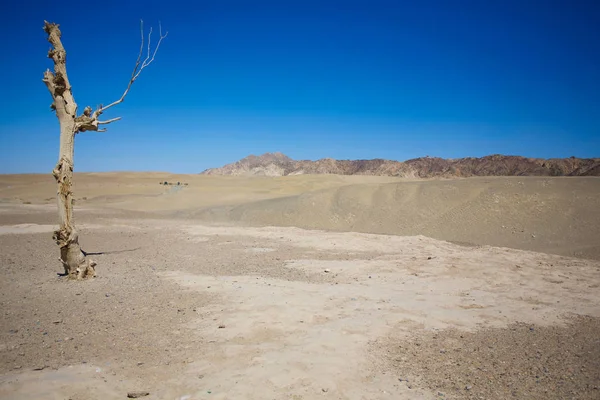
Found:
[1,0,599,173]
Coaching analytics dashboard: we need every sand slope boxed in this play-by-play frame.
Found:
[2,174,599,259]
[190,176,600,260]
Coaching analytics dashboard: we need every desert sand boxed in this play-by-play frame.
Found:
[0,173,599,399]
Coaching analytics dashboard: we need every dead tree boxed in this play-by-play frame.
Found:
[42,20,167,279]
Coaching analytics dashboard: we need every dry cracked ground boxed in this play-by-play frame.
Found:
[0,175,599,399]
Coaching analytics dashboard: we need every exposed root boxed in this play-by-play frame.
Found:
[54,228,96,280]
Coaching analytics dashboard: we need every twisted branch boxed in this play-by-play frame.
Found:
[88,20,168,124]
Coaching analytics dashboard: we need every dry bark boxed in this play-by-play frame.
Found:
[42,20,166,279]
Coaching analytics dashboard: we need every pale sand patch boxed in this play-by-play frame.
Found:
[149,225,599,399]
[0,224,57,234]
[245,247,276,253]
[0,222,155,235]
[0,365,130,399]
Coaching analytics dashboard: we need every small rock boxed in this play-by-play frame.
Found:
[137,362,144,366]
[466,385,472,390]
[324,269,331,273]
[322,388,329,392]
[218,324,226,329]
[438,392,445,397]
[127,392,150,398]
[52,320,62,324]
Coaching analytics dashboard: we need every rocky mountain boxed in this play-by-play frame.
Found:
[200,153,600,178]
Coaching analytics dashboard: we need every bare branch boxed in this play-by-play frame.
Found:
[145,27,153,70]
[91,20,168,120]
[97,117,122,125]
[74,114,121,133]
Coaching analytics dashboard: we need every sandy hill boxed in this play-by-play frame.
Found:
[201,152,600,177]
[2,172,597,260]
[186,176,600,260]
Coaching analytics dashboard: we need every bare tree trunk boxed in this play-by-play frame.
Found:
[52,118,97,279]
[42,20,166,278]
[43,22,96,279]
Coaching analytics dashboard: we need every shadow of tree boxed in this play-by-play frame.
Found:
[82,247,142,256]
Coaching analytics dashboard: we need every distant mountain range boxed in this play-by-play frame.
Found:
[200,152,600,178]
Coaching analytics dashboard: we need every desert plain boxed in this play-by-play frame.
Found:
[0,173,599,399]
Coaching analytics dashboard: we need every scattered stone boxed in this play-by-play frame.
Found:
[218,324,226,329]
[324,269,331,273]
[127,392,150,398]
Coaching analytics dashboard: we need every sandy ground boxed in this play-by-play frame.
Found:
[0,174,599,399]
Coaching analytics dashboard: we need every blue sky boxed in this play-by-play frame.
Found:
[1,0,599,173]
